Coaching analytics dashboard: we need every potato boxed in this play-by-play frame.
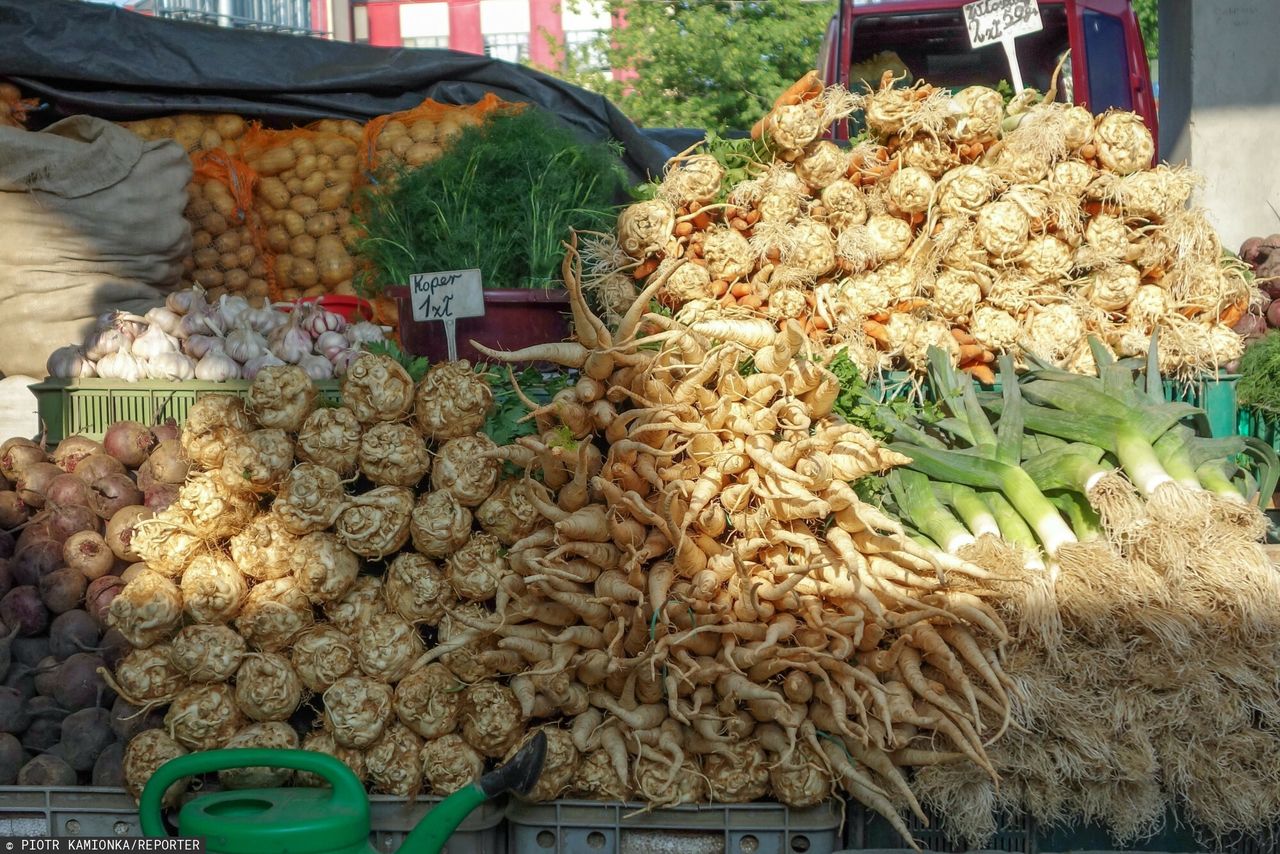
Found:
[317,183,351,213]
[193,268,224,289]
[305,213,337,239]
[408,120,436,143]
[334,209,351,226]
[295,154,319,180]
[224,269,250,292]
[206,286,229,301]
[313,119,343,135]
[173,125,202,152]
[333,280,357,296]
[338,120,363,141]
[405,143,441,167]
[290,234,317,259]
[258,178,291,211]
[301,172,326,198]
[213,231,241,254]
[254,147,296,177]
[182,256,196,275]
[219,252,241,271]
[302,285,327,298]
[337,154,358,172]
[275,255,295,287]
[237,245,258,268]
[291,259,320,288]
[383,120,408,138]
[282,288,303,301]
[290,195,320,218]
[199,129,223,151]
[214,114,246,140]
[192,231,214,251]
[390,137,413,158]
[317,155,336,171]
[247,279,270,300]
[292,138,318,157]
[341,226,363,245]
[249,258,268,278]
[186,196,214,221]
[319,138,356,158]
[285,178,305,195]
[201,212,229,237]
[315,236,354,287]
[193,247,220,269]
[153,117,177,137]
[282,211,307,238]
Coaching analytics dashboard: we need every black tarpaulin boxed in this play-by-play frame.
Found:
[0,0,669,181]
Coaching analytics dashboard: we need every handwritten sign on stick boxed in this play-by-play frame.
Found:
[409,268,485,361]
[962,0,1043,93]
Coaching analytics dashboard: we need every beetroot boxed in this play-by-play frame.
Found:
[110,696,165,742]
[33,655,60,696]
[0,732,24,784]
[85,576,126,627]
[88,475,143,521]
[0,492,27,529]
[39,567,87,615]
[50,610,100,660]
[59,707,114,771]
[105,506,153,563]
[54,652,112,711]
[143,483,180,513]
[18,754,76,787]
[0,559,10,601]
[148,440,190,485]
[93,742,126,787]
[0,439,46,482]
[73,453,127,485]
[97,629,131,669]
[45,504,101,543]
[0,686,30,732]
[0,620,15,677]
[63,531,115,581]
[16,463,62,508]
[103,421,156,469]
[11,539,63,587]
[51,437,103,474]
[119,563,149,585]
[21,715,63,753]
[0,586,48,636]
[45,473,93,510]
[0,530,13,559]
[11,638,50,669]
[135,460,156,492]
[152,421,180,444]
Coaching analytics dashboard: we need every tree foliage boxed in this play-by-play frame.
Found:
[546,0,834,132]
[1133,0,1158,60]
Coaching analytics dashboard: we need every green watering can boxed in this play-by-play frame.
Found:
[139,731,547,854]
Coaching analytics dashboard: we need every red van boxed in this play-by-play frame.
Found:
[818,0,1157,149]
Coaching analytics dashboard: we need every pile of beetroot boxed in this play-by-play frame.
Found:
[1235,234,1280,349]
[0,421,187,788]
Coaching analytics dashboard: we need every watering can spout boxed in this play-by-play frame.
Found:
[479,729,547,798]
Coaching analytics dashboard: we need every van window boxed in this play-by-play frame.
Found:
[1083,11,1132,111]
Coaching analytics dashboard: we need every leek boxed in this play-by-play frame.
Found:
[887,469,975,552]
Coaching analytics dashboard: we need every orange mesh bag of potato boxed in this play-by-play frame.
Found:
[240,124,361,302]
[181,149,272,306]
[357,93,517,177]
[121,113,252,156]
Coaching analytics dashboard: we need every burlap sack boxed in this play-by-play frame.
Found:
[0,115,191,378]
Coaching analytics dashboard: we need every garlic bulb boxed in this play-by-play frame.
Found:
[96,350,144,382]
[297,353,334,381]
[346,322,385,346]
[243,352,286,381]
[184,335,224,360]
[85,327,128,361]
[218,295,252,328]
[147,351,197,381]
[195,350,241,381]
[178,304,224,339]
[226,321,269,364]
[331,349,366,375]
[166,288,206,315]
[145,306,183,336]
[270,317,313,365]
[304,309,346,338]
[315,331,349,360]
[246,307,287,336]
[132,324,180,360]
[47,346,96,379]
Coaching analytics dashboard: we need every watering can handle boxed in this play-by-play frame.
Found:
[139,749,367,838]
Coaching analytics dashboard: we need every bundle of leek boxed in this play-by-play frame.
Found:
[881,336,1277,581]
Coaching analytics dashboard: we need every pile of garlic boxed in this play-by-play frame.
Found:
[46,288,388,382]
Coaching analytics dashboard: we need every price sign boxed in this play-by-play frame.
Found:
[962,0,1043,93]
[409,268,485,361]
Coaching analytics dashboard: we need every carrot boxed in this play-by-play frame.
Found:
[957,344,988,364]
[675,221,694,237]
[730,217,749,231]
[731,281,755,298]
[633,257,660,280]
[718,291,737,308]
[738,294,765,310]
[863,320,891,347]
[1219,300,1247,327]
[951,328,977,346]
[962,363,997,385]
[893,299,930,312]
[1079,142,1097,160]
[711,279,730,298]
[750,71,823,139]
[691,211,713,230]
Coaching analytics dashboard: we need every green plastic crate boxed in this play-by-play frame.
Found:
[27,379,342,444]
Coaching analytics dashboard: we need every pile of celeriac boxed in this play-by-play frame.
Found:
[587,72,1253,383]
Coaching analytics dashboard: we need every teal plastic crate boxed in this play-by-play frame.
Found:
[27,378,342,444]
